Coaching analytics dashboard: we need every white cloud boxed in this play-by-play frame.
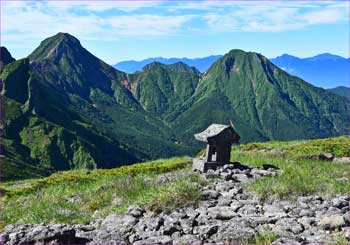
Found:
[2,0,349,45]
[2,1,194,43]
[107,14,195,36]
[45,1,160,12]
[173,1,349,32]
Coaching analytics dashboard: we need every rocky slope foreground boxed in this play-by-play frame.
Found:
[1,163,349,244]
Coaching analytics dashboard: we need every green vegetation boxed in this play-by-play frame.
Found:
[329,235,350,245]
[2,136,350,230]
[2,33,350,181]
[171,49,350,145]
[1,34,197,180]
[242,230,278,244]
[236,136,350,157]
[129,62,201,118]
[1,157,196,227]
[232,136,350,198]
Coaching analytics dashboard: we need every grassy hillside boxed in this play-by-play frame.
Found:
[171,50,350,145]
[2,136,349,229]
[233,136,350,197]
[129,62,201,118]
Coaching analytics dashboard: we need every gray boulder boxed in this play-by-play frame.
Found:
[320,214,348,230]
[133,235,172,244]
[127,205,145,218]
[211,223,255,243]
[208,206,238,220]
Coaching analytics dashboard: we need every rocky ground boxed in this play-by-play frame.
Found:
[1,162,350,244]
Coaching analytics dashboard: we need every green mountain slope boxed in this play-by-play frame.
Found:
[1,58,140,180]
[1,34,196,180]
[128,62,200,118]
[328,86,350,99]
[171,50,350,145]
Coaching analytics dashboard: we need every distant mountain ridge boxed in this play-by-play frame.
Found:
[2,33,349,181]
[270,53,350,88]
[114,55,222,73]
[115,53,350,89]
[327,86,350,99]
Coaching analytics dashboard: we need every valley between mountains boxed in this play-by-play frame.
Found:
[1,32,349,180]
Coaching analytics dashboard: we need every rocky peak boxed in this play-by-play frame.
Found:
[28,32,84,61]
[1,46,16,66]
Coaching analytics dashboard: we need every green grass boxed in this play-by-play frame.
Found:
[242,230,278,244]
[232,136,350,198]
[235,136,350,157]
[1,157,200,227]
[2,156,191,199]
[2,136,350,229]
[329,235,350,245]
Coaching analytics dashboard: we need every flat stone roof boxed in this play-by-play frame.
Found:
[194,124,231,142]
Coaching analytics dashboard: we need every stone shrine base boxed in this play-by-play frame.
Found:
[192,157,233,173]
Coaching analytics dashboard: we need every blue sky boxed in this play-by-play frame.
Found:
[2,1,349,64]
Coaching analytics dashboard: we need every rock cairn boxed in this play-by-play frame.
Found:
[1,163,349,244]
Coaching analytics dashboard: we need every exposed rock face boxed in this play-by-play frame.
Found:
[1,163,350,244]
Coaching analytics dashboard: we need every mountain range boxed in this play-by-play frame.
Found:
[114,53,350,89]
[270,54,350,88]
[114,56,222,73]
[1,33,349,180]
[327,86,350,99]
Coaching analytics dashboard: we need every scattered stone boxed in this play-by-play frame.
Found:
[333,157,350,163]
[320,215,348,230]
[264,203,287,218]
[134,235,172,244]
[275,218,304,234]
[262,164,279,170]
[232,173,251,183]
[127,205,145,218]
[208,206,237,220]
[0,224,90,245]
[318,153,335,161]
[156,171,193,183]
[201,189,219,200]
[111,197,123,206]
[204,169,217,179]
[211,223,255,243]
[173,234,200,244]
[299,209,315,217]
[332,198,349,209]
[66,195,81,203]
[217,196,232,206]
[193,224,218,240]
[2,162,349,245]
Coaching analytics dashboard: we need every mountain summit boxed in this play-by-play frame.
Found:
[1,46,16,66]
[29,32,82,61]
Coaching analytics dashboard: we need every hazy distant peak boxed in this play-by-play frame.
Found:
[307,53,344,61]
